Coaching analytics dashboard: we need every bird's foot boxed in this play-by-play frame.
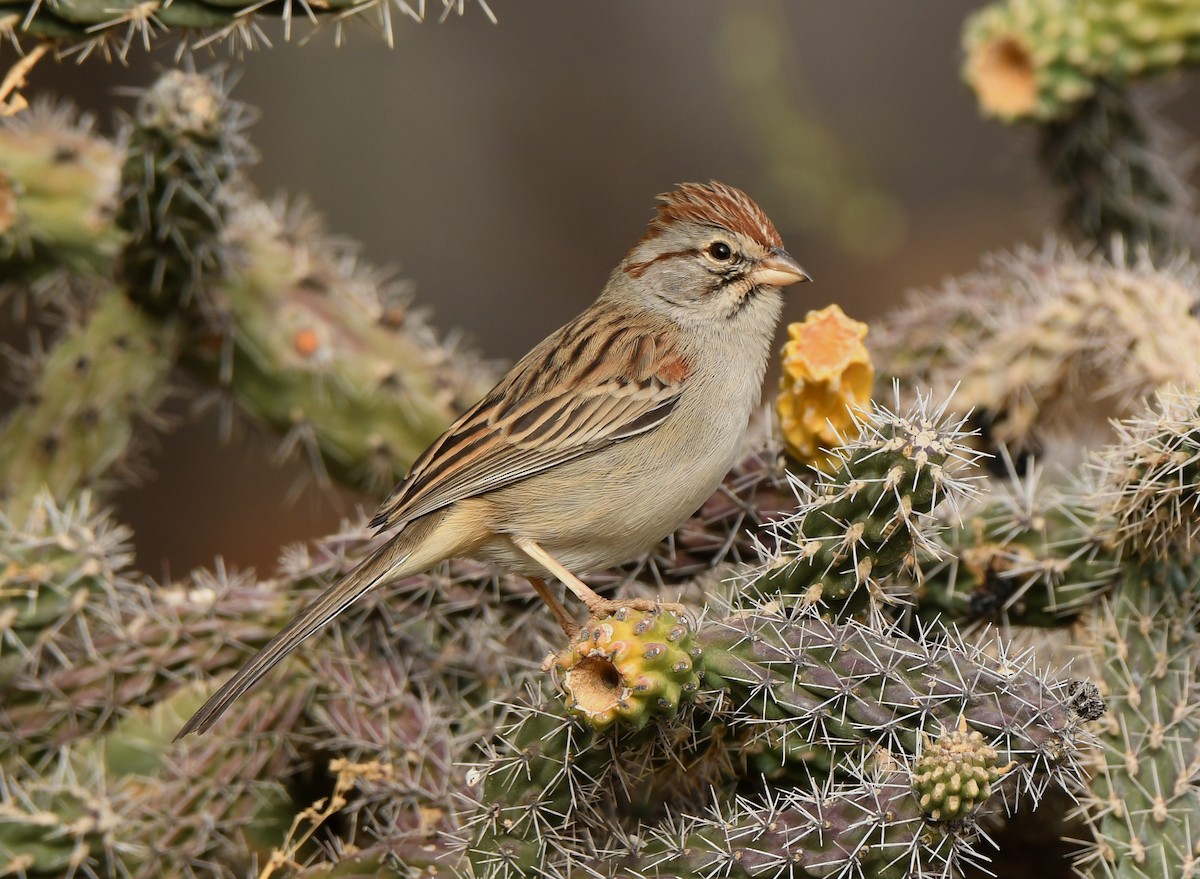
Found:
[583,596,690,623]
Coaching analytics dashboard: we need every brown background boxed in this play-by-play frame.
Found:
[19,1,1200,579]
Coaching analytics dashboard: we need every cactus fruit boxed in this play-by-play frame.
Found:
[549,607,701,730]
[915,718,1014,822]
[963,0,1200,123]
[873,243,1200,457]
[747,392,981,613]
[776,304,874,469]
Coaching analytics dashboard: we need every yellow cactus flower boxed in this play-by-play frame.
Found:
[776,304,873,469]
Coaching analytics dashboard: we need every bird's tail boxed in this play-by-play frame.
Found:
[174,517,438,740]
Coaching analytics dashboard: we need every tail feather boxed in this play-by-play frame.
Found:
[174,538,410,740]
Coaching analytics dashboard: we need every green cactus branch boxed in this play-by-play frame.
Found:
[963,0,1200,123]
[1038,83,1198,259]
[0,72,495,503]
[0,0,495,63]
[873,243,1200,456]
[741,393,983,615]
[1076,561,1200,879]
[0,291,179,517]
[463,605,1097,878]
[917,466,1116,627]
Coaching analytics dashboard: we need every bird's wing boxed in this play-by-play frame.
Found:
[371,308,690,532]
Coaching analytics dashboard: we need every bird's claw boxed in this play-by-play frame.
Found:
[584,597,690,623]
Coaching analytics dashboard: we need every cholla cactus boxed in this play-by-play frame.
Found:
[918,460,1116,626]
[748,392,982,613]
[1038,84,1197,259]
[874,243,1200,457]
[0,293,178,517]
[0,1,493,63]
[462,606,1096,878]
[963,0,1200,123]
[0,70,494,503]
[13,11,1200,877]
[1087,388,1200,559]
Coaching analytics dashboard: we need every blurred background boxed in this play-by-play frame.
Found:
[18,0,1200,579]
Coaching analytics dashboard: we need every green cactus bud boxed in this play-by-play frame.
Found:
[550,607,701,731]
[914,718,1014,822]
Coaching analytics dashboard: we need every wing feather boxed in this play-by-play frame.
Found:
[370,308,690,532]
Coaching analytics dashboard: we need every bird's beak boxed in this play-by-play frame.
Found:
[749,248,811,288]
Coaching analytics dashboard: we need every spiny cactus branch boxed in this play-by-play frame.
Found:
[0,291,179,517]
[0,0,496,64]
[0,71,495,500]
[963,0,1200,123]
[1039,83,1198,260]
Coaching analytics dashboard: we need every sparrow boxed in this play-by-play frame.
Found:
[176,180,809,737]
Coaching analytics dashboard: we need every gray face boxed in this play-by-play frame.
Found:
[615,221,780,326]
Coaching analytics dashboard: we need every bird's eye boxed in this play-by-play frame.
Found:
[706,241,734,262]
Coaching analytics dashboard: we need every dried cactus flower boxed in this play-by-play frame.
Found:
[776,304,874,469]
[963,0,1200,122]
[550,607,700,730]
[914,718,1014,822]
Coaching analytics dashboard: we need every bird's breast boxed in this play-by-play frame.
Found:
[481,366,760,574]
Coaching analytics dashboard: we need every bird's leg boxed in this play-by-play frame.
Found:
[511,536,684,620]
[527,576,581,636]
